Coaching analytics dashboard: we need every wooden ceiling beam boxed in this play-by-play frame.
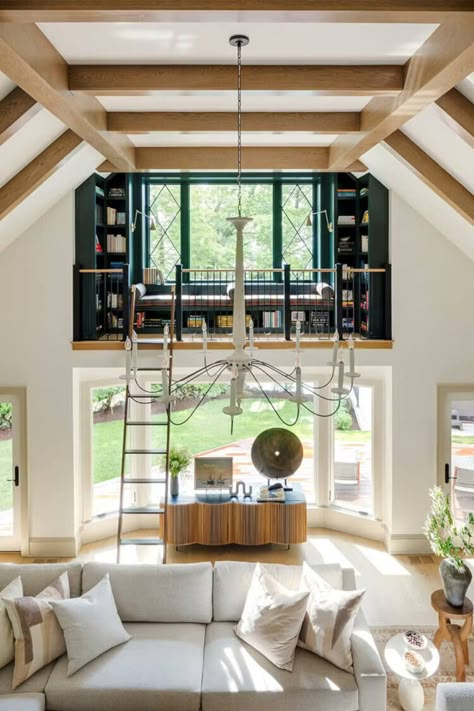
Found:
[328,17,474,170]
[102,146,366,171]
[434,88,474,149]
[0,86,40,145]
[108,111,361,134]
[0,129,83,220]
[384,130,474,224]
[70,65,403,96]
[0,23,135,171]
[0,1,472,23]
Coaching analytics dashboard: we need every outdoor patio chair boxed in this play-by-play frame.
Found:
[334,461,361,486]
[453,467,474,493]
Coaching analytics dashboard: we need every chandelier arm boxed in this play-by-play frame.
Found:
[244,367,301,427]
[299,399,343,418]
[170,360,228,389]
[169,363,229,426]
[250,359,337,392]
[249,360,339,401]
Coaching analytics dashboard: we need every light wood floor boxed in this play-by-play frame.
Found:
[1,528,471,629]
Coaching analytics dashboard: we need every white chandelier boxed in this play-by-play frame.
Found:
[124,34,359,429]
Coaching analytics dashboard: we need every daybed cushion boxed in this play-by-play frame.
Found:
[201,621,358,711]
[0,564,82,598]
[82,562,213,623]
[0,662,55,696]
[0,693,45,710]
[213,561,345,622]
[45,622,205,711]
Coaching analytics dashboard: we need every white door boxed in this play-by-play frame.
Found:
[0,393,23,551]
[438,387,474,525]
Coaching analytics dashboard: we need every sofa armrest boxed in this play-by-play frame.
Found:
[351,610,387,711]
[436,682,474,711]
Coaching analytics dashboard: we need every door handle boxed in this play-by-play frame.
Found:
[445,463,455,484]
[7,466,19,487]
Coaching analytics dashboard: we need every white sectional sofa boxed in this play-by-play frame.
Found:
[0,560,386,711]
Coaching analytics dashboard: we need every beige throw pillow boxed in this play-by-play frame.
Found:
[298,561,364,672]
[0,577,23,670]
[234,563,309,671]
[5,572,70,689]
[51,573,130,676]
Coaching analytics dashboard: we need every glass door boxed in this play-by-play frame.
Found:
[0,394,22,550]
[439,388,474,525]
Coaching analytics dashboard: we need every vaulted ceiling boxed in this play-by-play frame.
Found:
[0,2,472,255]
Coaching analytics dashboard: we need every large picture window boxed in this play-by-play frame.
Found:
[190,184,273,270]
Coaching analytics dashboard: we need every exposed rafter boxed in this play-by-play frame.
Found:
[0,86,40,145]
[384,130,474,224]
[0,1,472,23]
[435,88,474,149]
[108,111,361,134]
[0,23,135,171]
[98,146,367,172]
[328,17,474,170]
[70,64,403,96]
[0,129,83,220]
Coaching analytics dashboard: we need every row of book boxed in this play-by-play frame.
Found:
[337,215,356,225]
[106,206,127,225]
[106,292,123,309]
[263,311,282,328]
[107,233,127,253]
[337,188,356,198]
[108,187,125,198]
[107,314,124,330]
[95,204,104,224]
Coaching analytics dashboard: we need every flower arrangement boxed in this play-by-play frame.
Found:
[424,486,474,571]
[162,448,191,478]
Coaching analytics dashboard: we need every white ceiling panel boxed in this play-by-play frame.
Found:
[0,72,15,101]
[456,74,474,103]
[130,132,337,147]
[0,109,66,188]
[402,105,474,194]
[39,22,436,65]
[99,93,371,112]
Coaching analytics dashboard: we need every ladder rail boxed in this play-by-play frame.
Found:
[116,287,176,564]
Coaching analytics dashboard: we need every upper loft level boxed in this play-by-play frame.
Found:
[73,171,391,350]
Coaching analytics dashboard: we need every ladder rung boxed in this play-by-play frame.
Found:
[126,421,167,426]
[127,394,168,399]
[135,338,166,345]
[136,367,170,372]
[121,507,165,515]
[124,449,167,455]
[119,538,164,546]
[123,478,167,484]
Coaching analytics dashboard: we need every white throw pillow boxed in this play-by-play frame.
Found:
[234,563,309,671]
[0,577,22,670]
[298,561,365,672]
[51,573,130,676]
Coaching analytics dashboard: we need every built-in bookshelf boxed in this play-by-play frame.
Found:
[75,173,132,340]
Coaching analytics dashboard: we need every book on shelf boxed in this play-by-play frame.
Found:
[311,311,330,330]
[116,212,127,225]
[188,315,204,328]
[361,234,369,252]
[342,290,353,300]
[106,206,127,225]
[263,311,282,328]
[107,233,127,253]
[291,311,306,323]
[361,210,369,224]
[95,204,103,224]
[337,188,356,198]
[216,314,252,328]
[95,186,105,198]
[337,215,356,225]
[95,234,103,253]
[342,317,354,329]
[108,188,126,198]
[107,313,124,329]
[106,292,123,309]
[143,267,164,285]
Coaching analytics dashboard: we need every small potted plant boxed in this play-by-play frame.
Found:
[162,447,191,497]
[424,487,474,607]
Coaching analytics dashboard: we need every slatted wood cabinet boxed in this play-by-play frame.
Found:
[166,489,307,546]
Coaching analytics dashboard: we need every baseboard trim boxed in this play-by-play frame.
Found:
[28,537,79,558]
[384,533,432,555]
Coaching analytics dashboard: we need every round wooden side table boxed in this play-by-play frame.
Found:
[431,589,473,682]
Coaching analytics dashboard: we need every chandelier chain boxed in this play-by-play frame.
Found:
[237,39,242,217]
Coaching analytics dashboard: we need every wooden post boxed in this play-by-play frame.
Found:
[335,262,343,339]
[283,263,291,341]
[175,263,183,342]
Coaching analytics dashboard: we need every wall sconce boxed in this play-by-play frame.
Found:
[308,209,334,232]
[131,210,157,233]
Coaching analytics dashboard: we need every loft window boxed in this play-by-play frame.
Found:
[148,183,182,281]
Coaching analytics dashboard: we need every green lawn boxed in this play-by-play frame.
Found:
[0,438,13,512]
[91,397,369,485]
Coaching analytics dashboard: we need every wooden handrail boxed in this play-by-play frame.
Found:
[181,268,285,274]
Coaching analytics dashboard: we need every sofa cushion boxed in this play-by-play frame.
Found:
[436,682,474,711]
[0,693,45,710]
[213,561,343,622]
[0,662,54,695]
[202,621,358,711]
[45,622,205,711]
[0,564,82,599]
[82,562,213,623]
[0,577,22,669]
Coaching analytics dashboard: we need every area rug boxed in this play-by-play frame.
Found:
[372,627,474,710]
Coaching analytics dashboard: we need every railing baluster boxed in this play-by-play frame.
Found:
[175,264,182,341]
[335,263,343,339]
[284,263,291,341]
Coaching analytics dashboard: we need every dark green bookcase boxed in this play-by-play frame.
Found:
[75,173,132,340]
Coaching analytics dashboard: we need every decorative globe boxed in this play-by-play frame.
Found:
[251,428,303,480]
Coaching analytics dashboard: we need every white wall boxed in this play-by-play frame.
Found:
[388,193,474,552]
[1,186,473,556]
[0,194,77,555]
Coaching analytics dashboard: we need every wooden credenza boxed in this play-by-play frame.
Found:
[166,489,307,546]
